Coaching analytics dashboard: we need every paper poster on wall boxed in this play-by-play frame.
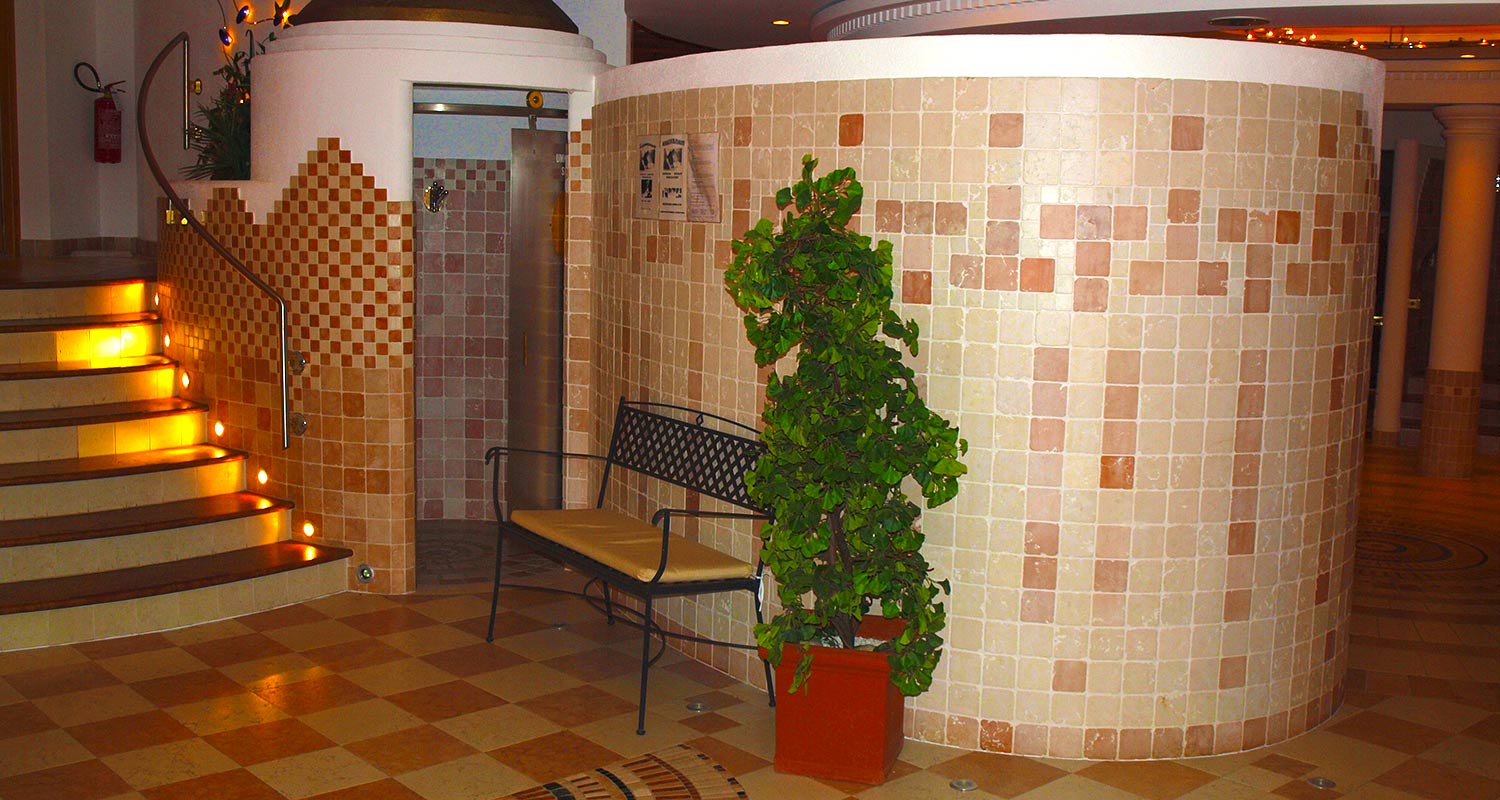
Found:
[686,132,720,223]
[659,135,688,221]
[637,136,660,219]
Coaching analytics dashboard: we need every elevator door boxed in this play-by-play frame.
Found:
[506,127,568,511]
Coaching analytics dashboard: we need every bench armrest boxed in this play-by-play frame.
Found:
[644,508,769,584]
[650,508,771,526]
[485,446,606,521]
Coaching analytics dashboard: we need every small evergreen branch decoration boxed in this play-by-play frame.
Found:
[725,155,967,696]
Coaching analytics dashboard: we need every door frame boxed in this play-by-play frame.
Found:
[0,0,19,258]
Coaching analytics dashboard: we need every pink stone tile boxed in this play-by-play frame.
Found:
[1040,205,1076,239]
[985,256,1019,291]
[1020,258,1055,292]
[1076,241,1111,276]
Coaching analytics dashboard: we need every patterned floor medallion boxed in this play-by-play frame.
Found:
[505,745,747,800]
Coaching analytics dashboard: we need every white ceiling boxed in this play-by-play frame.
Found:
[624,0,1500,57]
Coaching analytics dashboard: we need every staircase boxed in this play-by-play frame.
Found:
[0,258,350,651]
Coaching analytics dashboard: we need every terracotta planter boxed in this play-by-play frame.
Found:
[768,641,904,784]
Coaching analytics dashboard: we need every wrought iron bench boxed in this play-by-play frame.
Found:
[483,398,776,735]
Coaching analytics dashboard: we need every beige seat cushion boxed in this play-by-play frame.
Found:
[510,508,754,583]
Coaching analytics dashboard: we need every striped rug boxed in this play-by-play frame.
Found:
[503,744,748,799]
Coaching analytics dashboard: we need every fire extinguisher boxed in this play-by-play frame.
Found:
[75,62,126,164]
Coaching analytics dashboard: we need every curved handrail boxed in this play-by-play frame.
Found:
[138,32,291,449]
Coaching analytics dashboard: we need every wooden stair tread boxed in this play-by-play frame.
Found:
[0,492,291,548]
[0,311,160,334]
[0,541,351,614]
[0,397,204,431]
[0,445,243,487]
[0,354,173,380]
[0,256,156,289]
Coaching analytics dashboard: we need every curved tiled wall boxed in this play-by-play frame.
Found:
[586,35,1383,758]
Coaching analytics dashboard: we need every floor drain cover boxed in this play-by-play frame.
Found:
[550,623,568,630]
[686,701,709,712]
[1307,777,1337,790]
[950,778,978,792]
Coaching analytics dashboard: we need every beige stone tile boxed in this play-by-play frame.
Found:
[342,657,454,697]
[1270,730,1409,787]
[32,684,155,727]
[1337,782,1430,799]
[492,628,596,661]
[303,592,396,619]
[735,765,850,799]
[248,746,385,799]
[102,738,239,790]
[1422,734,1500,780]
[396,753,535,800]
[466,662,581,702]
[262,619,366,652]
[217,653,329,692]
[572,710,699,757]
[165,690,289,736]
[859,768,1007,799]
[299,698,425,744]
[435,704,561,752]
[1012,773,1141,799]
[402,595,493,624]
[0,728,93,778]
[1175,777,1276,799]
[1369,695,1492,733]
[98,647,210,684]
[379,624,483,657]
[704,713,776,761]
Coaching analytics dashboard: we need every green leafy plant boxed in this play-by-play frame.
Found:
[725,155,967,696]
[183,25,275,181]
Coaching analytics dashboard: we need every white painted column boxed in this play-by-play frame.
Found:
[1372,138,1422,446]
[1419,105,1500,477]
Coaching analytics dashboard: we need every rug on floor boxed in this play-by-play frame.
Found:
[502,744,749,799]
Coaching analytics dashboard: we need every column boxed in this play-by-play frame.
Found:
[1419,105,1500,478]
[1372,139,1422,446]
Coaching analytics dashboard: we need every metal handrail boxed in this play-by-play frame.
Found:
[138,32,291,449]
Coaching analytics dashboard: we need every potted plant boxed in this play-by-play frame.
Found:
[724,155,966,784]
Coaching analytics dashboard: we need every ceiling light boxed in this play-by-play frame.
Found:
[771,19,790,26]
[1460,53,1476,58]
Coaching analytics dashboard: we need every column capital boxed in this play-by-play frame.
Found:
[1434,105,1500,137]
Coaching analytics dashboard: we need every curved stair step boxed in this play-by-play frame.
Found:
[0,444,242,487]
[0,397,203,431]
[0,311,160,334]
[0,541,352,615]
[0,492,291,548]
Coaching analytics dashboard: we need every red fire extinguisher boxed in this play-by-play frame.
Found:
[75,62,126,164]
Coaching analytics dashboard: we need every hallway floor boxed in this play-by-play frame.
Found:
[1,446,1496,800]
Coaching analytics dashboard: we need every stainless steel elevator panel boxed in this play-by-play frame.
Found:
[506,127,568,512]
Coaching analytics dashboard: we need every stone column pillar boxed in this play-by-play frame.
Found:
[1419,105,1500,477]
[1372,139,1423,447]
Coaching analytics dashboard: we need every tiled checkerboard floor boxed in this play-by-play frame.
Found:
[2,447,1497,800]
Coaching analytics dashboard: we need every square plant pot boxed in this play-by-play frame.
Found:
[770,642,905,785]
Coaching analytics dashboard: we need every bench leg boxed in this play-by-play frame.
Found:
[636,596,654,735]
[486,527,507,643]
[602,582,616,626]
[753,587,776,708]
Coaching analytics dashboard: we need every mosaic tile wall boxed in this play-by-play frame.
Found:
[589,76,1380,758]
[158,138,417,595]
[412,158,510,521]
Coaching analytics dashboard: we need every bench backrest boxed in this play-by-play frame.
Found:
[598,399,768,514]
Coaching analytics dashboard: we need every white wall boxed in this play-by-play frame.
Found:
[13,0,140,244]
[133,0,236,243]
[555,0,627,66]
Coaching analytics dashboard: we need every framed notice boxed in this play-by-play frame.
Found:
[637,136,659,219]
[659,135,687,221]
[633,132,721,222]
[686,132,720,223]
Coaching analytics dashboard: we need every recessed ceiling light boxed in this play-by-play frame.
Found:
[1209,15,1270,28]
[772,19,790,26]
[1460,53,1477,58]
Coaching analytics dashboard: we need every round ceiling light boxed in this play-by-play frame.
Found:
[1209,16,1271,28]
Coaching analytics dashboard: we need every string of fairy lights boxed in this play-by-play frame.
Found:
[1217,25,1498,57]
